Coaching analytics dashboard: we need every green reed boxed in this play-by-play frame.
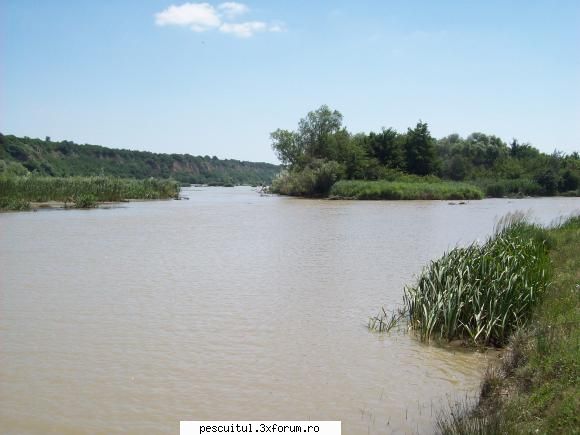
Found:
[330,180,484,200]
[0,175,179,209]
[368,307,406,333]
[403,214,552,346]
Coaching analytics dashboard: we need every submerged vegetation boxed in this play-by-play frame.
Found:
[270,105,580,198]
[436,216,580,434]
[0,175,180,210]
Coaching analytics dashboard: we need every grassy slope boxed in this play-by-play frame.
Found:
[438,217,580,434]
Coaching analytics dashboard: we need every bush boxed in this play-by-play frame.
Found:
[271,160,344,196]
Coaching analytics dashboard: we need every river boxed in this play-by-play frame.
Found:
[1,187,578,434]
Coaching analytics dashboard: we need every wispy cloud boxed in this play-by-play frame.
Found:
[218,2,249,19]
[155,3,221,32]
[155,2,284,38]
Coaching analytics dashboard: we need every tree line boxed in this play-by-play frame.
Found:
[270,105,580,197]
[0,134,279,185]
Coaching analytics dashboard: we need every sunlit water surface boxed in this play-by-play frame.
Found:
[1,188,578,434]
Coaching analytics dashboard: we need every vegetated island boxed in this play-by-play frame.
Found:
[370,213,579,433]
[270,105,580,200]
[0,133,280,210]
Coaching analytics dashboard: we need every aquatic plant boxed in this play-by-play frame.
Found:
[368,307,406,333]
[330,180,484,200]
[403,214,552,346]
[73,193,98,208]
[0,198,31,211]
[436,215,580,433]
[0,175,180,209]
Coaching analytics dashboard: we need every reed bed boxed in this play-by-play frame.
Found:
[330,180,484,200]
[0,175,179,209]
[403,215,552,346]
[436,215,580,433]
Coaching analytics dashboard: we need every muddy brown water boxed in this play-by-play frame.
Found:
[1,187,578,434]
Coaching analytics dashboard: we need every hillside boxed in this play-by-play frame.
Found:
[0,134,280,185]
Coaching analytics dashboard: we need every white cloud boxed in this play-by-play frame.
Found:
[219,21,266,38]
[155,2,284,38]
[218,2,249,19]
[155,3,221,32]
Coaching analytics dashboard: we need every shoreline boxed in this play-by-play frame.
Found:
[0,198,178,213]
[436,217,579,433]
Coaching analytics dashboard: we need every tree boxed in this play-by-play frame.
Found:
[365,128,405,169]
[404,121,438,175]
[270,129,303,167]
[297,105,343,161]
[271,105,343,169]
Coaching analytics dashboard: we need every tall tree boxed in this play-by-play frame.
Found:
[365,128,405,169]
[297,105,343,161]
[271,105,343,169]
[404,121,438,175]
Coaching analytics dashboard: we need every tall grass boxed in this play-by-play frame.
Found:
[436,215,580,433]
[0,175,179,209]
[330,180,484,200]
[403,214,552,346]
[476,178,544,198]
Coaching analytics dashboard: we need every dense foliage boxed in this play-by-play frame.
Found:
[271,105,580,197]
[0,134,279,185]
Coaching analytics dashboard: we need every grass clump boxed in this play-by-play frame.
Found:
[368,307,405,333]
[330,179,484,200]
[73,193,98,208]
[403,214,551,346]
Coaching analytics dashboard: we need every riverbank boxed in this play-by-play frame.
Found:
[0,175,180,210]
[330,179,484,200]
[436,216,579,433]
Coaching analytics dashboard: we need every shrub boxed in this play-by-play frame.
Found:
[271,160,344,196]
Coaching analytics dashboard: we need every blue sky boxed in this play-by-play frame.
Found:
[2,0,579,163]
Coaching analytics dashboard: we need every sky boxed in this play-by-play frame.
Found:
[1,0,579,163]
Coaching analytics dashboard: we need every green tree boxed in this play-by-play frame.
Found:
[270,105,344,169]
[270,129,303,167]
[404,121,438,175]
[298,105,343,161]
[365,128,405,169]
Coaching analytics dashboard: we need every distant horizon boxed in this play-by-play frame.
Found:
[2,1,579,162]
